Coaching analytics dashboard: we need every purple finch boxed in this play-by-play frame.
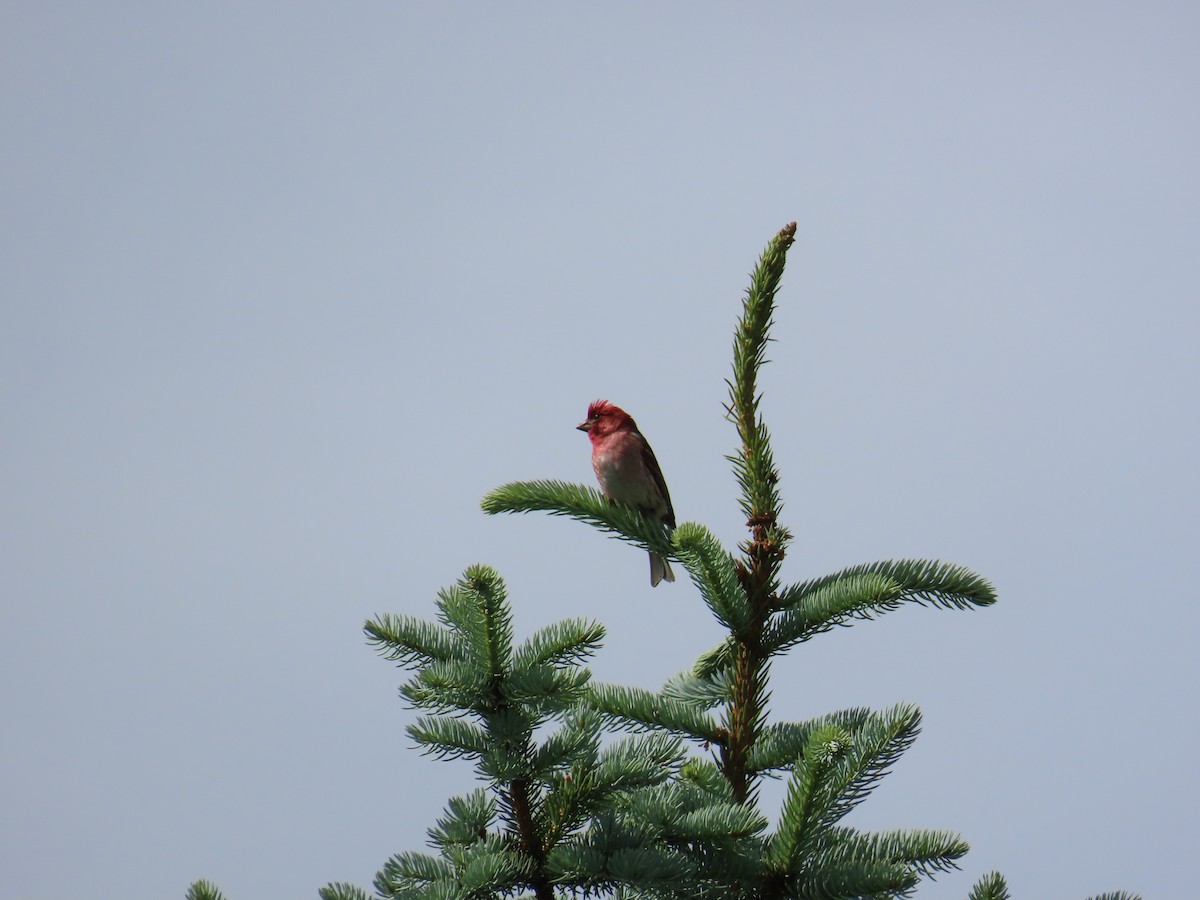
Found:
[577,400,676,586]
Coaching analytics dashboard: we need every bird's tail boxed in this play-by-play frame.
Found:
[650,552,675,587]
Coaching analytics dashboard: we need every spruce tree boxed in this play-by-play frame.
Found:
[190,223,1138,900]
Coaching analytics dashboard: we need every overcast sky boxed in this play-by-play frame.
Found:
[3,4,1197,899]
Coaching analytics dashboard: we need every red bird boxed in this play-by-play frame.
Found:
[577,400,676,586]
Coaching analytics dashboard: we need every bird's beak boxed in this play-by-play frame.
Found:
[576,419,592,432]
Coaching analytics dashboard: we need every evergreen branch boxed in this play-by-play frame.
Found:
[399,659,488,713]
[603,847,699,885]
[374,850,456,894]
[661,668,733,711]
[544,844,609,886]
[504,777,550,871]
[363,614,463,668]
[673,802,768,843]
[369,566,612,900]
[595,733,687,791]
[540,753,691,859]
[407,716,491,761]
[438,565,514,677]
[821,704,923,826]
[614,783,686,834]
[722,646,773,806]
[768,724,850,873]
[459,841,538,894]
[677,758,735,802]
[481,480,675,554]
[791,861,920,899]
[718,223,798,808]
[539,731,676,852]
[779,559,997,614]
[768,559,994,651]
[548,844,698,892]
[477,708,539,782]
[813,826,969,878]
[728,221,795,530]
[692,638,737,680]
[376,836,535,897]
[539,777,599,853]
[967,871,1011,900]
[536,732,681,854]
[317,884,371,900]
[529,717,600,780]
[427,790,494,850]
[501,665,592,709]
[1084,894,1144,900]
[589,683,722,743]
[747,709,874,777]
[672,522,751,631]
[725,432,784,530]
[765,571,901,651]
[512,618,606,673]
[539,754,687,854]
[185,881,227,900]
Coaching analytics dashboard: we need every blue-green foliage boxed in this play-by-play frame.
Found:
[318,884,373,900]
[191,224,1129,899]
[482,480,674,558]
[589,682,723,742]
[362,565,635,897]
[184,881,227,900]
[672,522,751,631]
[968,871,1011,900]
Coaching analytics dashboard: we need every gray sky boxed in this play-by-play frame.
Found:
[3,4,1197,899]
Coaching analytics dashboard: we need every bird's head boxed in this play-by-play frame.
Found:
[577,399,635,438]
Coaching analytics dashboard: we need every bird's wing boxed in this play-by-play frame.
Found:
[639,436,676,529]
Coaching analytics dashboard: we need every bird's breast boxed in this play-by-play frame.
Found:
[592,442,659,513]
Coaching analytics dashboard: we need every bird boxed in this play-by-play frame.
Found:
[576,400,676,586]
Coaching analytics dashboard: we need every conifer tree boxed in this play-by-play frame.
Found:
[190,223,1138,900]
